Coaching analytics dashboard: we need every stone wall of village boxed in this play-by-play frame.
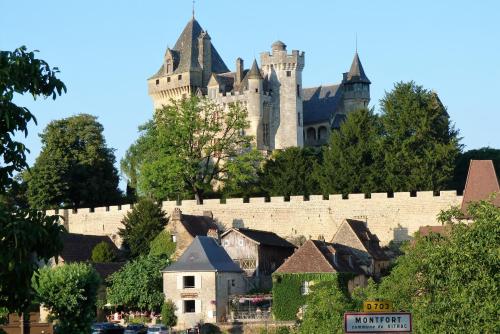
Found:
[46,191,462,246]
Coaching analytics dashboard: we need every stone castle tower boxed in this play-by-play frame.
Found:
[148,17,370,149]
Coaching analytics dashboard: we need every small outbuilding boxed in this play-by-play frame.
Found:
[161,236,246,329]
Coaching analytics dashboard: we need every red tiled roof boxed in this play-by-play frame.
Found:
[417,225,450,238]
[461,160,500,213]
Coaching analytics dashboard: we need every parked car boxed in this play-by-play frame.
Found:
[124,323,147,334]
[92,322,124,334]
[146,324,169,334]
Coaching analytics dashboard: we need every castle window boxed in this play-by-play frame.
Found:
[178,74,182,80]
[286,71,291,77]
[167,77,171,83]
[298,112,302,126]
[155,79,160,85]
[263,123,270,146]
[255,88,258,93]
[297,84,300,97]
[166,60,172,73]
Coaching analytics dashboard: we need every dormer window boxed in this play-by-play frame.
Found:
[166,60,172,74]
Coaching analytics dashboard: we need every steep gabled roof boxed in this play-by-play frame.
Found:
[150,18,229,79]
[247,60,263,80]
[340,219,388,260]
[60,233,120,263]
[461,160,500,213]
[221,228,296,248]
[180,214,219,238]
[345,52,371,84]
[162,236,242,273]
[275,240,363,274]
[302,84,342,125]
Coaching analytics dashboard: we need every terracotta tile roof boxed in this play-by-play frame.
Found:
[344,219,388,260]
[461,160,500,213]
[221,228,296,248]
[274,240,364,275]
[417,225,450,238]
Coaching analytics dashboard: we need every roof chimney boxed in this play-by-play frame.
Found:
[236,58,243,85]
[171,208,182,221]
[203,210,213,219]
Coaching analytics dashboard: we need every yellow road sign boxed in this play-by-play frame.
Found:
[363,300,393,312]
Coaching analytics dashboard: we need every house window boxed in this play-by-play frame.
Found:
[155,79,160,85]
[183,300,196,313]
[286,71,291,77]
[301,281,310,295]
[178,74,182,80]
[183,276,195,289]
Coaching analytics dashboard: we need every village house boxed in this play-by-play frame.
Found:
[331,219,390,276]
[220,227,295,289]
[165,208,220,259]
[161,236,246,330]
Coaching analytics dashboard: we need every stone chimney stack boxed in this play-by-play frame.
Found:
[171,208,182,221]
[236,58,243,85]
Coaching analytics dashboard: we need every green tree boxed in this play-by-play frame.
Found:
[106,255,170,311]
[32,263,101,334]
[91,241,116,263]
[222,149,265,198]
[379,201,499,333]
[317,108,385,195]
[0,46,66,314]
[380,81,461,192]
[450,147,500,191]
[123,96,252,203]
[27,114,122,209]
[149,230,176,258]
[118,198,167,258]
[298,279,353,334]
[259,147,319,197]
[161,300,177,328]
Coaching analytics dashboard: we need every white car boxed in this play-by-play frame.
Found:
[147,324,169,334]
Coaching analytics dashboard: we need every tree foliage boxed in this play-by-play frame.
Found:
[222,149,265,198]
[259,147,320,197]
[106,255,170,311]
[0,46,66,313]
[149,230,176,259]
[32,263,101,334]
[27,114,122,209]
[91,241,116,263]
[380,81,461,192]
[450,147,500,191]
[376,201,500,332]
[122,96,252,202]
[118,198,167,258]
[317,108,385,195]
[161,299,177,328]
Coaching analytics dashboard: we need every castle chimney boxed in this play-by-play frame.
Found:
[236,58,243,85]
[203,210,213,218]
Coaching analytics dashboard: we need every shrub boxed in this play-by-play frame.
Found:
[149,230,176,258]
[161,300,177,328]
[91,241,116,263]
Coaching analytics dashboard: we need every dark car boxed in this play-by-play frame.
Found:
[92,322,124,334]
[124,323,147,334]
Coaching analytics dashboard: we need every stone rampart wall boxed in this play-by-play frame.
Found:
[46,191,462,246]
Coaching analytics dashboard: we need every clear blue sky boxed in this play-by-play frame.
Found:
[1,0,499,186]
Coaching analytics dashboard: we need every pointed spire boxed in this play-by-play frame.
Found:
[346,52,370,84]
[192,0,195,19]
[247,59,263,80]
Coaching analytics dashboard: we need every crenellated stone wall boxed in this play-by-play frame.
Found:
[47,191,462,246]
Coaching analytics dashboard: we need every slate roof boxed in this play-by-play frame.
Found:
[302,85,342,125]
[92,262,126,280]
[162,236,243,273]
[150,18,229,79]
[343,219,389,261]
[60,233,119,263]
[274,239,364,275]
[461,160,500,213]
[345,52,371,84]
[247,60,263,80]
[221,228,296,248]
[180,214,219,238]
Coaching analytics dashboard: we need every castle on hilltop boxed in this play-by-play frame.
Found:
[147,17,371,150]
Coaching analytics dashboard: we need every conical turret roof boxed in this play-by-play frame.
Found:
[346,52,371,84]
[247,59,263,80]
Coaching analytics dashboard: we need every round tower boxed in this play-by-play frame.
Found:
[342,52,371,113]
[246,60,264,148]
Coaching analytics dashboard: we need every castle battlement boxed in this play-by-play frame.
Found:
[48,191,462,247]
